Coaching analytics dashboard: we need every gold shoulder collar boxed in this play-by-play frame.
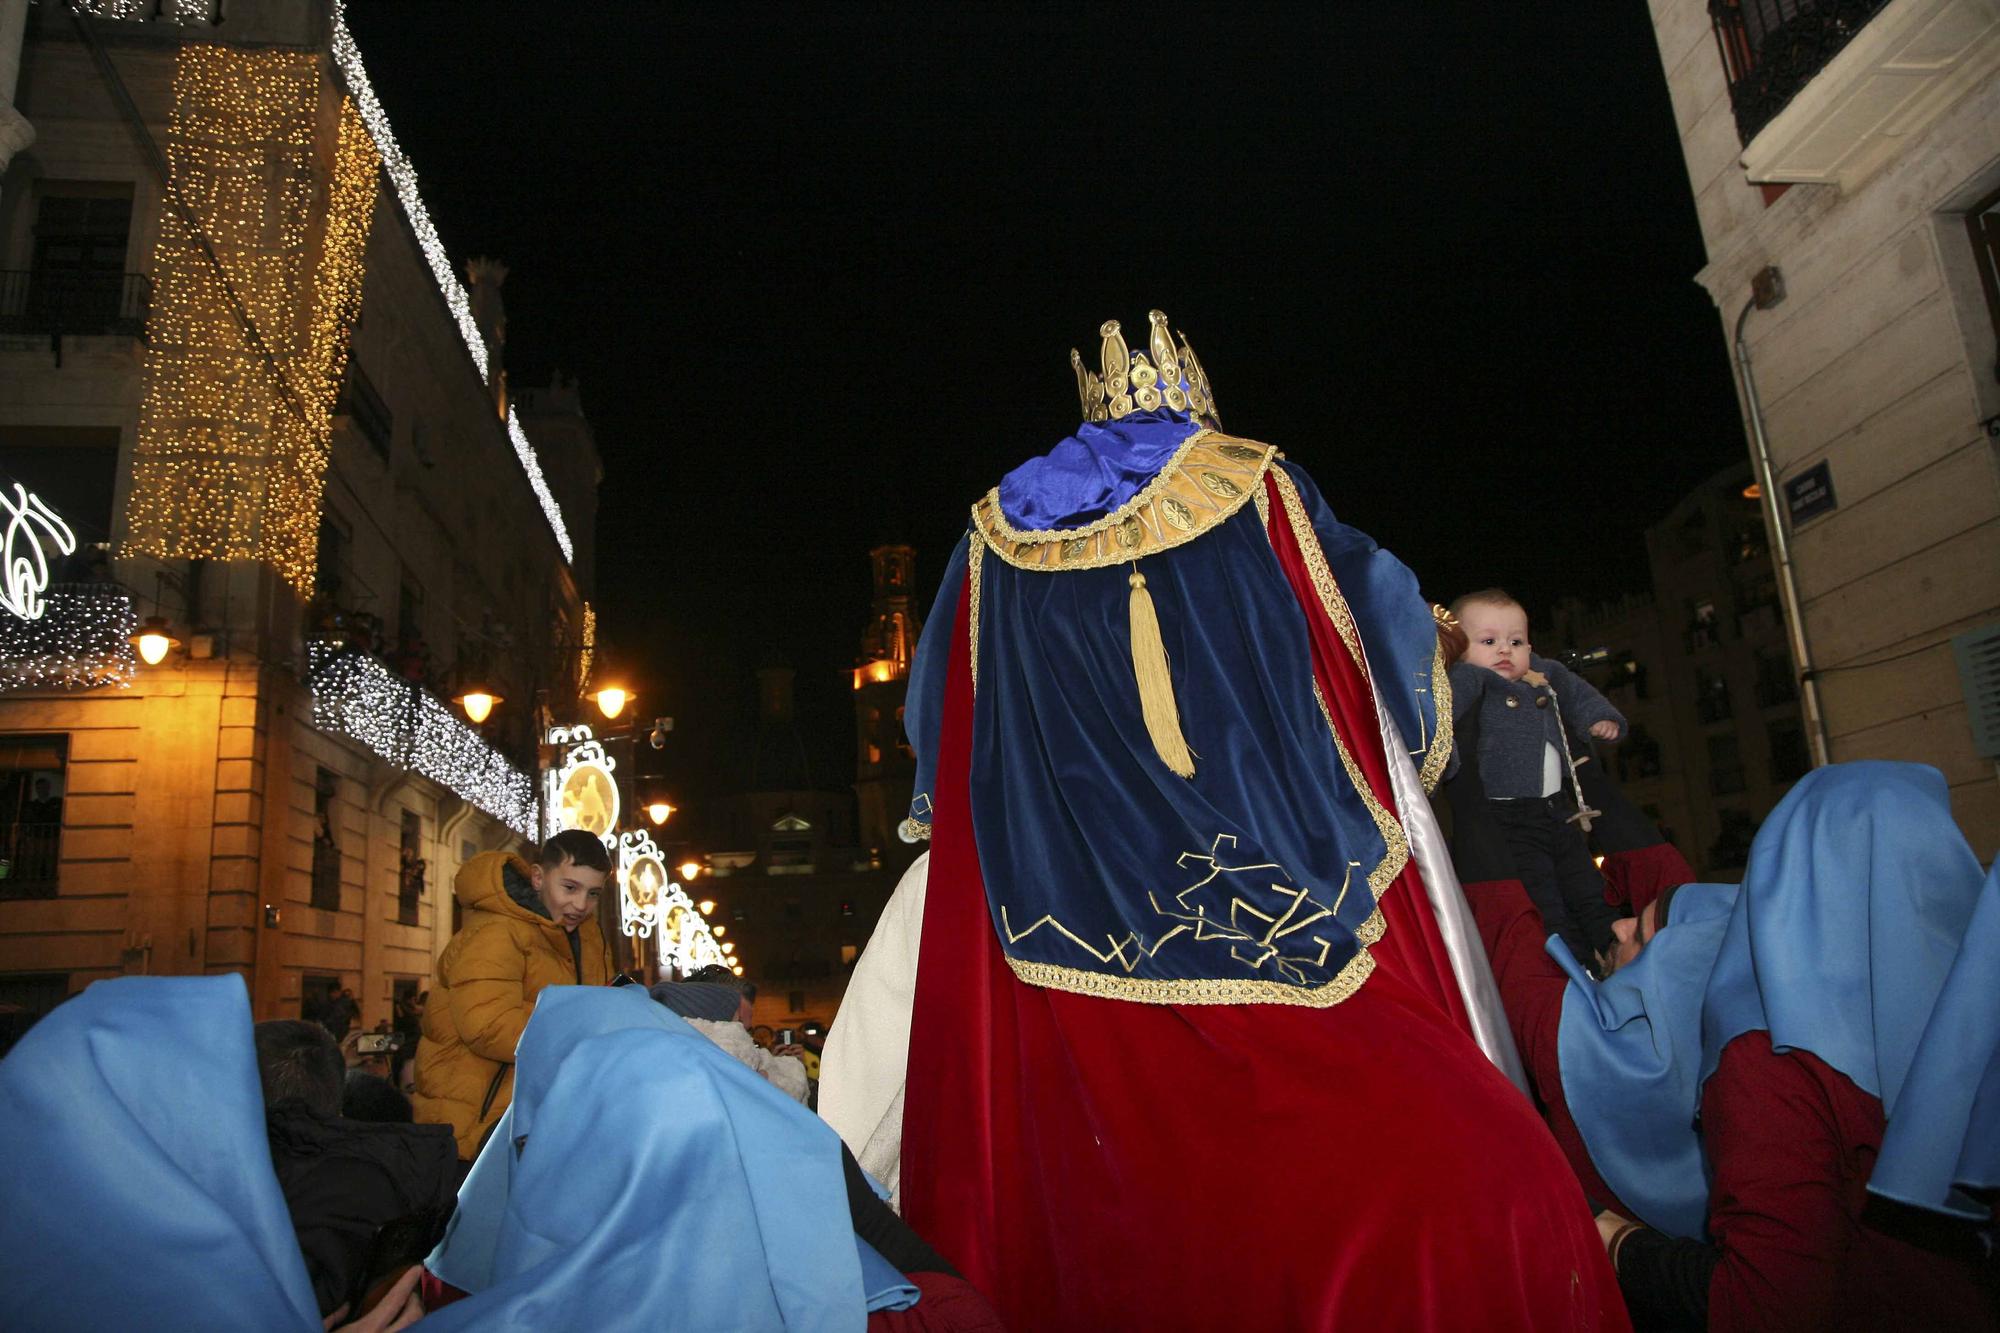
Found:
[973,431,1279,572]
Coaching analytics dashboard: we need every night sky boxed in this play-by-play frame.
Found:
[343,3,1746,808]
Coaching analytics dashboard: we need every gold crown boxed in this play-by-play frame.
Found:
[1071,310,1220,428]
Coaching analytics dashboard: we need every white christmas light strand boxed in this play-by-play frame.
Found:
[507,408,574,562]
[329,4,573,564]
[309,643,536,835]
[68,1,213,21]
[0,585,137,693]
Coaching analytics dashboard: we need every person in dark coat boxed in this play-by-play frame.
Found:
[253,1020,459,1319]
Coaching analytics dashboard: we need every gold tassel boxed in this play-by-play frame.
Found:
[1127,567,1195,778]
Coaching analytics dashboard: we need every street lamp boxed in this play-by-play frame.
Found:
[131,616,181,666]
[593,685,632,720]
[453,681,503,724]
[712,925,725,938]
[697,899,715,915]
[645,800,674,825]
[679,861,702,881]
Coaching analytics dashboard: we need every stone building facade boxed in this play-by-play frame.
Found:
[1644,0,2000,857]
[0,1,597,1045]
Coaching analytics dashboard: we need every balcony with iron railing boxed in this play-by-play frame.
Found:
[0,823,61,899]
[1713,0,2000,187]
[0,270,151,348]
[1711,0,1892,144]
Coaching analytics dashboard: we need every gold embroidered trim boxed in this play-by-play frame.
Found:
[1418,637,1454,794]
[1269,465,1365,668]
[973,432,1278,572]
[900,793,935,843]
[1312,682,1411,899]
[967,531,985,696]
[1003,913,1380,1007]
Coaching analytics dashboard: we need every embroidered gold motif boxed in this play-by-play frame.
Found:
[998,832,1386,1006]
[975,433,1276,572]
[1268,466,1365,668]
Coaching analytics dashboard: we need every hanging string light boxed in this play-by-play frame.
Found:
[309,642,536,835]
[329,2,573,563]
[121,50,378,597]
[0,585,138,693]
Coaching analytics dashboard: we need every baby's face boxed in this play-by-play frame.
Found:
[1460,602,1531,680]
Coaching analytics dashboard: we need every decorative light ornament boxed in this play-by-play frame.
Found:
[556,754,619,837]
[2,483,77,622]
[645,800,674,826]
[578,602,596,688]
[611,826,727,974]
[308,643,535,835]
[680,862,703,882]
[130,616,181,666]
[593,686,630,720]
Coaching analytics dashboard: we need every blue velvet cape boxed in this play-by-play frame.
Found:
[1557,763,2000,1237]
[904,414,1451,1004]
[426,986,915,1330]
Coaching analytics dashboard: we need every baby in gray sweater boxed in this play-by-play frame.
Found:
[1448,589,1625,969]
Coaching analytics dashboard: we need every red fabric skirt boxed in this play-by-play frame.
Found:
[902,503,1630,1331]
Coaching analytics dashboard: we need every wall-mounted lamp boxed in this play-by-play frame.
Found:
[131,616,181,666]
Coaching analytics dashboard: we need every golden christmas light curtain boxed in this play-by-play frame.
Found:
[122,48,380,596]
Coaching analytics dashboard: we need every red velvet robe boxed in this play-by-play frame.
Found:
[901,482,1629,1331]
[1467,878,1994,1333]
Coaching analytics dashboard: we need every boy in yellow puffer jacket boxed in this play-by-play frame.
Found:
[414,829,616,1158]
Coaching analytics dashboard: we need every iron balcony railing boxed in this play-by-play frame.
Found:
[0,270,151,343]
[0,822,61,899]
[1710,0,1892,145]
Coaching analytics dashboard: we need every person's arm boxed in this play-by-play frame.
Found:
[1697,1032,1869,1333]
[898,536,968,842]
[1607,1223,1716,1332]
[1445,660,1490,723]
[840,1142,956,1277]
[1542,658,1626,737]
[448,927,534,1064]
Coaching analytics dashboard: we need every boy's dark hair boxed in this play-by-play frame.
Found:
[253,1019,344,1117]
[539,828,612,874]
